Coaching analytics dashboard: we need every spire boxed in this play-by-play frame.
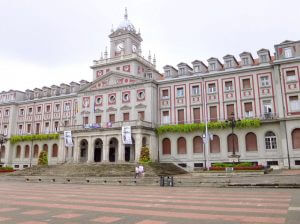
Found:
[124,7,128,20]
[148,51,152,62]
[153,54,156,68]
[104,47,108,59]
[100,52,103,60]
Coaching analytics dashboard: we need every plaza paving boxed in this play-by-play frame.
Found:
[0,181,299,224]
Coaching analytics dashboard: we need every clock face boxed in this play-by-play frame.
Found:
[116,42,124,51]
[132,44,137,53]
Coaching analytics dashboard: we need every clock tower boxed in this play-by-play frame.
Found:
[109,8,143,58]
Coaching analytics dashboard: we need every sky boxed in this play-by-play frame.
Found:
[0,0,300,92]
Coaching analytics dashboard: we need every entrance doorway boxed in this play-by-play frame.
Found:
[94,139,103,162]
[80,139,88,163]
[109,138,118,162]
[124,138,135,162]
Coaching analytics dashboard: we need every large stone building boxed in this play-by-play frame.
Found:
[0,10,300,170]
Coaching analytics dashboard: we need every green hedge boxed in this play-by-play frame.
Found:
[156,119,261,135]
[212,162,254,168]
[10,133,59,144]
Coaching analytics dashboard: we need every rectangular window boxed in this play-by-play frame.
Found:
[46,105,51,113]
[45,122,49,133]
[191,85,200,95]
[54,121,59,132]
[3,125,8,136]
[284,48,292,58]
[109,114,115,123]
[260,76,270,87]
[19,109,24,116]
[226,60,232,68]
[289,96,300,112]
[176,87,184,97]
[193,108,201,123]
[225,81,233,91]
[286,70,297,82]
[210,63,216,71]
[165,70,170,77]
[209,106,217,121]
[18,125,23,134]
[36,123,40,134]
[162,111,170,124]
[242,78,251,89]
[55,104,60,112]
[64,102,71,111]
[244,102,253,117]
[263,100,272,114]
[138,111,144,121]
[123,112,129,121]
[208,83,216,93]
[194,65,200,72]
[162,89,169,99]
[260,55,267,63]
[27,124,31,134]
[4,109,9,116]
[28,107,33,115]
[84,117,89,125]
[242,57,249,66]
[96,115,101,124]
[226,104,234,119]
[177,109,184,124]
[179,68,185,75]
[37,106,42,113]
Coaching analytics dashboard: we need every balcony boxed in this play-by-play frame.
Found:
[62,120,156,132]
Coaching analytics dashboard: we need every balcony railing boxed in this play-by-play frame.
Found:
[62,120,156,132]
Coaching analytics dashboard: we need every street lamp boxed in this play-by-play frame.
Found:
[0,134,8,164]
[226,113,240,163]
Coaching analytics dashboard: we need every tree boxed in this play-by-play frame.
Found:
[38,150,48,166]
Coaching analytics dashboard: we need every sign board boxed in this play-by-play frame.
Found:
[122,126,132,144]
[64,131,73,147]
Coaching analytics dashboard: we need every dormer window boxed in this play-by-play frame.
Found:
[165,70,171,77]
[194,65,200,72]
[260,55,267,63]
[226,60,232,68]
[284,48,292,58]
[176,87,184,97]
[179,68,185,75]
[242,57,249,66]
[210,63,216,71]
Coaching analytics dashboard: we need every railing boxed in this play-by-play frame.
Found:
[62,120,156,132]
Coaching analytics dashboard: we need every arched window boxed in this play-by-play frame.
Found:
[210,135,220,153]
[265,131,277,149]
[43,144,48,154]
[0,146,5,159]
[25,145,30,158]
[227,134,239,152]
[16,145,21,158]
[245,132,258,151]
[177,137,187,154]
[33,145,39,158]
[162,138,171,155]
[52,144,58,157]
[292,128,300,149]
[193,136,203,153]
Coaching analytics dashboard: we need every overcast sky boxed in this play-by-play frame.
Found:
[0,0,299,92]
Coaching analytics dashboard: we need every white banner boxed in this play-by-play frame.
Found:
[64,131,73,147]
[122,126,132,144]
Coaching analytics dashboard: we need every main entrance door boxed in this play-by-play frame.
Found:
[109,138,118,162]
[94,139,103,162]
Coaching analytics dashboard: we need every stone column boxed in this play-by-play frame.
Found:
[135,133,142,162]
[87,136,94,163]
[102,136,108,162]
[118,135,124,162]
[73,137,79,163]
[58,137,65,163]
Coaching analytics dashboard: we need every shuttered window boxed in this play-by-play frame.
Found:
[242,79,251,89]
[178,109,184,124]
[123,113,129,121]
[244,102,253,112]
[227,134,239,152]
[96,115,101,124]
[109,114,115,123]
[209,106,217,121]
[162,89,169,97]
[292,129,300,149]
[162,138,171,155]
[84,117,89,125]
[210,135,220,153]
[177,137,187,154]
[226,104,234,118]
[245,133,258,151]
[193,108,201,123]
[193,136,203,153]
[138,111,145,121]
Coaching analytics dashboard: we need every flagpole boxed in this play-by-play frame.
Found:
[204,85,210,170]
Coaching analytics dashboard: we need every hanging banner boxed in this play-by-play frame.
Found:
[64,131,73,147]
[122,126,132,144]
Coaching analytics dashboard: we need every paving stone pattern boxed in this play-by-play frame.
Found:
[0,182,299,224]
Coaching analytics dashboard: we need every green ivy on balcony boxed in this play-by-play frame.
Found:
[156,119,261,135]
[10,133,59,144]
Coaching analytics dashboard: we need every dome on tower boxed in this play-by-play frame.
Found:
[117,8,136,32]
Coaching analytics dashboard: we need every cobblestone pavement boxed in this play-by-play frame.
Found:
[0,182,299,224]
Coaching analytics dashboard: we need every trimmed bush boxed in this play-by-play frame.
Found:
[10,133,59,144]
[156,119,261,135]
[38,151,48,166]
[139,146,151,164]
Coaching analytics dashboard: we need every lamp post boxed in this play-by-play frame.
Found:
[226,113,240,163]
[0,134,8,164]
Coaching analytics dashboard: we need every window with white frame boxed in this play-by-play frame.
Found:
[162,89,169,99]
[284,48,292,58]
[210,63,216,71]
[289,95,300,112]
[19,109,24,116]
[28,107,33,115]
[226,60,232,68]
[46,105,51,113]
[191,85,200,95]
[64,102,71,111]
[260,76,270,87]
[3,125,8,136]
[265,131,277,149]
[179,68,185,75]
[260,55,267,63]
[208,83,216,93]
[286,70,297,82]
[263,100,272,114]
[176,87,184,97]
[242,57,249,66]
[162,111,170,124]
[165,70,171,77]
[225,81,233,91]
[18,125,23,134]
[4,109,9,116]
[45,122,50,133]
[194,65,200,72]
[37,106,42,113]
[55,104,60,112]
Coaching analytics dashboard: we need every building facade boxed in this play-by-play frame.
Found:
[0,10,300,169]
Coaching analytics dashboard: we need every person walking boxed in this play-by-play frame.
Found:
[135,165,139,178]
[138,164,144,177]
